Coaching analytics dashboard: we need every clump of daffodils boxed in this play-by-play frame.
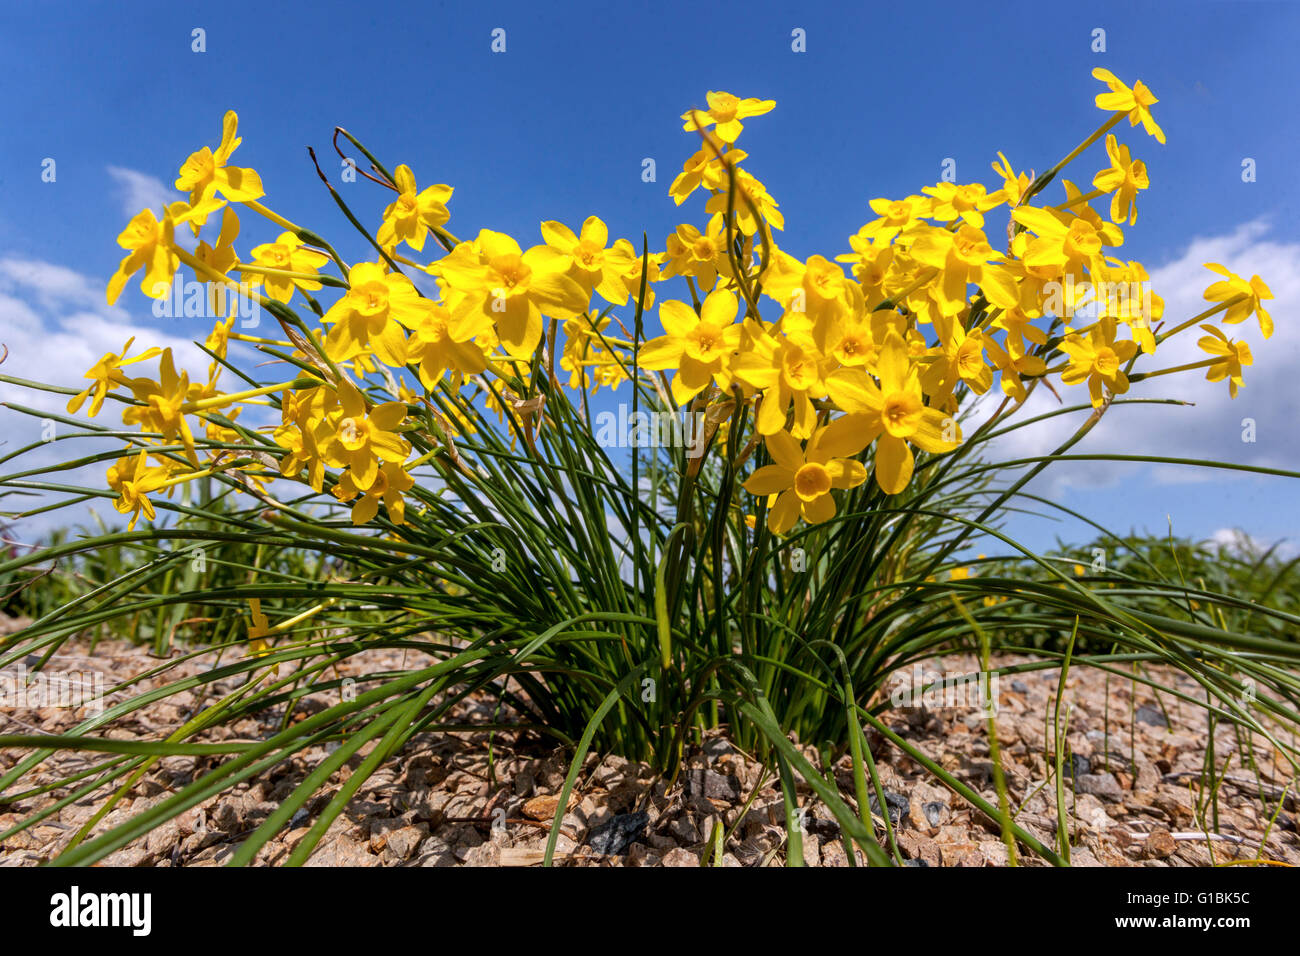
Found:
[85,70,1272,544]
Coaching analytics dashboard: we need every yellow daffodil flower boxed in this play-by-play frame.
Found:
[742,426,868,534]
[824,330,961,494]
[1059,315,1138,407]
[1092,68,1165,145]
[1202,263,1273,339]
[377,164,452,253]
[639,289,742,405]
[1197,324,1252,398]
[681,91,775,144]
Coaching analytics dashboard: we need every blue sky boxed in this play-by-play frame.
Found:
[0,0,1297,557]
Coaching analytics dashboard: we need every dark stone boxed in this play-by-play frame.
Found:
[1063,753,1091,778]
[868,789,910,826]
[1010,680,1029,694]
[1135,705,1169,728]
[586,811,649,855]
[684,768,741,803]
[903,858,930,867]
[923,801,945,827]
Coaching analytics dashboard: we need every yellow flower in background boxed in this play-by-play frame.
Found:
[377,164,452,253]
[1091,68,1165,144]
[670,133,746,204]
[904,223,1020,315]
[860,195,933,242]
[824,330,960,495]
[193,205,242,316]
[1092,134,1148,225]
[661,220,732,291]
[121,349,200,463]
[108,450,170,531]
[67,337,161,417]
[742,426,868,534]
[602,238,662,308]
[1197,324,1252,398]
[703,167,784,234]
[243,232,330,303]
[321,262,422,365]
[681,91,775,143]
[919,314,993,407]
[333,459,415,525]
[106,204,182,304]
[922,182,1005,229]
[991,153,1032,207]
[402,299,490,388]
[1202,263,1273,339]
[1059,315,1138,407]
[175,110,265,213]
[638,289,742,405]
[322,380,411,492]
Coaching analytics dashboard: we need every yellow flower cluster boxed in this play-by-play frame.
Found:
[83,73,1273,541]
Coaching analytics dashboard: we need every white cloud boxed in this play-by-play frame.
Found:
[981,220,1300,495]
[0,260,255,540]
[106,166,181,219]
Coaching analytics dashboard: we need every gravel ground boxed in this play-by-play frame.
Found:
[1,624,1296,867]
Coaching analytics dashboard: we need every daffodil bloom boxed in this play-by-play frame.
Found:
[333,460,415,525]
[541,216,632,302]
[1092,258,1162,352]
[991,153,1032,207]
[321,262,423,365]
[67,337,161,417]
[1202,263,1273,339]
[904,223,1020,315]
[1197,324,1252,398]
[1059,316,1138,407]
[108,450,170,530]
[193,205,241,316]
[742,426,868,534]
[918,314,993,406]
[824,330,961,495]
[401,300,491,389]
[377,164,453,253]
[106,204,185,304]
[435,230,589,360]
[670,134,746,204]
[1092,68,1165,145]
[835,233,895,302]
[244,598,280,674]
[242,231,330,304]
[990,305,1048,361]
[984,336,1046,403]
[121,349,200,463]
[732,328,829,438]
[760,253,854,354]
[1011,204,1123,282]
[681,91,775,144]
[922,182,1005,229]
[602,239,662,308]
[639,290,742,405]
[322,380,411,491]
[703,167,784,234]
[1092,134,1148,225]
[859,195,933,242]
[661,220,732,291]
[175,111,265,215]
